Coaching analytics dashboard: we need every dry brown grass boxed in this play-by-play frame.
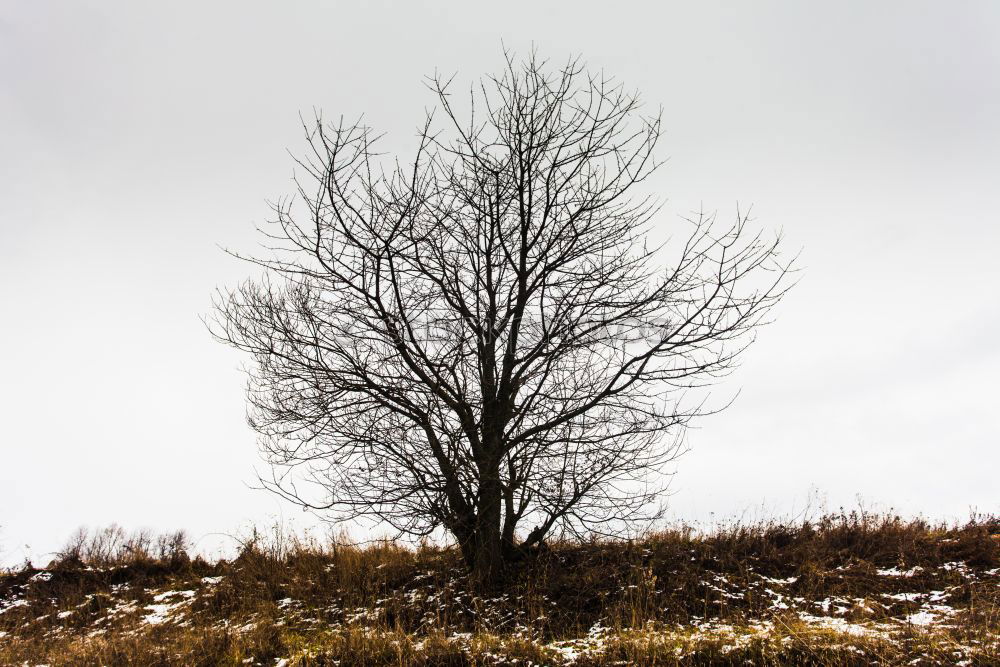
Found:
[2,512,998,665]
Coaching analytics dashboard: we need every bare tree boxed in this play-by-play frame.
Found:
[212,52,793,585]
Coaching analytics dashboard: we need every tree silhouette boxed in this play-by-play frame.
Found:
[213,52,793,585]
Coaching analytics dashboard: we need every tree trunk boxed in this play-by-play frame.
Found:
[471,459,506,588]
[472,524,504,588]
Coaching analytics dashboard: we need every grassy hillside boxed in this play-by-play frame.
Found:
[2,513,999,665]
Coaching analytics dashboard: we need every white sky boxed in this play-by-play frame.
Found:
[2,0,998,566]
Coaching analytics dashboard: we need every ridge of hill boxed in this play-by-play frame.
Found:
[2,513,999,665]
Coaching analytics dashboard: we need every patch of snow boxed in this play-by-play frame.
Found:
[0,598,29,615]
[143,604,176,625]
[143,590,195,625]
[105,600,138,618]
[797,614,888,638]
[346,607,380,623]
[816,597,851,614]
[763,588,789,610]
[201,576,224,585]
[152,590,195,603]
[884,592,923,602]
[876,566,922,577]
[547,642,582,662]
[905,611,937,626]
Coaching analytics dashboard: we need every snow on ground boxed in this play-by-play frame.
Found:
[1,557,997,664]
[0,598,29,615]
[877,566,923,577]
[143,589,195,625]
[795,614,891,638]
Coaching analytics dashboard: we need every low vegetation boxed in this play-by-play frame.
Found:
[2,512,999,665]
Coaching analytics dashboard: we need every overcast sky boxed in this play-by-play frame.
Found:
[2,0,998,566]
